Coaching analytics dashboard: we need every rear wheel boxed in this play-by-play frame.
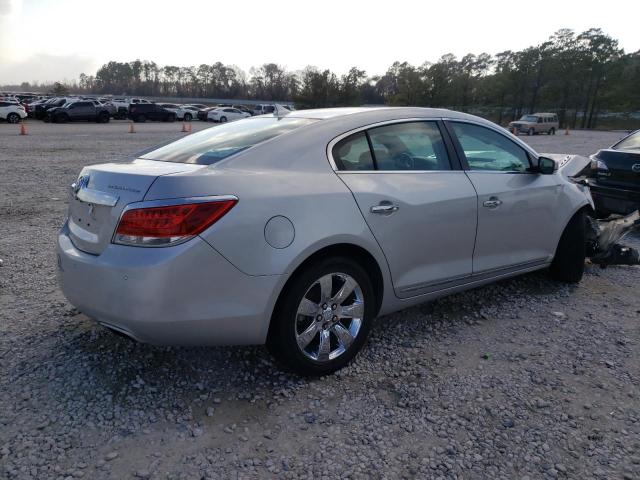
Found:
[267,257,375,376]
[183,113,192,121]
[549,210,586,283]
[219,116,227,123]
[527,127,534,136]
[6,113,20,124]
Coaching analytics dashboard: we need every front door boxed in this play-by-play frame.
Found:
[447,121,562,275]
[333,120,478,298]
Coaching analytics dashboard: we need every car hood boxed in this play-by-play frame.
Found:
[541,153,591,178]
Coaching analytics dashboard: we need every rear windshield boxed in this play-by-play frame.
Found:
[140,117,317,165]
[613,130,640,151]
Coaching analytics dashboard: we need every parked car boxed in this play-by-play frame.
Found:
[197,107,217,121]
[57,107,594,375]
[46,100,112,123]
[252,104,276,116]
[128,103,177,122]
[0,100,27,123]
[158,103,194,121]
[232,105,254,116]
[508,113,559,136]
[206,107,251,123]
[112,98,152,119]
[98,100,118,118]
[182,105,204,119]
[185,103,208,110]
[589,129,640,217]
[34,97,81,119]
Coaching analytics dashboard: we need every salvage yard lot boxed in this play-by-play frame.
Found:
[1,121,639,479]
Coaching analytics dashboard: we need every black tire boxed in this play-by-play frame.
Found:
[7,113,20,124]
[549,210,586,283]
[220,116,227,123]
[183,113,192,122]
[267,257,376,376]
[527,127,534,136]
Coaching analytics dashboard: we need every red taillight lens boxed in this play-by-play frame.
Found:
[114,199,236,246]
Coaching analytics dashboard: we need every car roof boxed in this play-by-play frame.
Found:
[275,106,482,123]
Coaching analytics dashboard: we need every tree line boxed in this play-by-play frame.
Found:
[12,28,640,128]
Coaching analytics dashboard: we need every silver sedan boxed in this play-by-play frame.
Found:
[57,107,593,375]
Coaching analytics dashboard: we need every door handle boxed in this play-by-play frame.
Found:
[482,197,503,209]
[370,203,399,215]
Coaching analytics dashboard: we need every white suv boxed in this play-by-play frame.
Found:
[0,100,27,123]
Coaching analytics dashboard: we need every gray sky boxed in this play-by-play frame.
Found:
[1,0,638,84]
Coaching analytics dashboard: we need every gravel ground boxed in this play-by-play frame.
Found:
[1,122,639,480]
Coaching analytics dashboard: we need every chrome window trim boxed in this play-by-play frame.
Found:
[326,117,445,172]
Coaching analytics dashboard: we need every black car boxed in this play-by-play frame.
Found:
[46,100,111,123]
[197,107,217,121]
[589,129,640,217]
[128,103,176,123]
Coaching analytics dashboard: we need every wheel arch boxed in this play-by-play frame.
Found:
[267,242,385,340]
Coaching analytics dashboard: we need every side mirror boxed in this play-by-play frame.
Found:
[537,156,556,175]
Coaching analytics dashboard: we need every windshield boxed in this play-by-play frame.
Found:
[140,117,318,165]
[519,115,538,122]
[612,130,640,151]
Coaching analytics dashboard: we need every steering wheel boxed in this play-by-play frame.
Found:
[393,152,415,170]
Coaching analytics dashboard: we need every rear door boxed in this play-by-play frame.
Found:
[333,120,478,298]
[447,120,562,274]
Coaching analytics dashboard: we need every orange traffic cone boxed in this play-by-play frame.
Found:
[19,121,27,135]
[128,122,135,134]
[181,122,188,133]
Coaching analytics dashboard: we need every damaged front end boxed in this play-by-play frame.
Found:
[586,210,640,267]
[543,153,640,268]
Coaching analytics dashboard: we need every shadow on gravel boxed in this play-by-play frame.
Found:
[15,270,573,416]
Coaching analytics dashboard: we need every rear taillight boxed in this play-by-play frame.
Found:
[113,199,237,247]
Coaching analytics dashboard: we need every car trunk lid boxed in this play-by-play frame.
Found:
[593,149,640,190]
[67,159,203,255]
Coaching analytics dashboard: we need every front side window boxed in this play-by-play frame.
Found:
[368,122,450,171]
[451,122,531,172]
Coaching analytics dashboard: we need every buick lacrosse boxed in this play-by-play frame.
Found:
[57,107,593,375]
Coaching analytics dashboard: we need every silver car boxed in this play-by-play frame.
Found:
[57,107,593,375]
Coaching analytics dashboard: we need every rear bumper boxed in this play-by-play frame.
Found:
[589,182,640,215]
[57,222,282,346]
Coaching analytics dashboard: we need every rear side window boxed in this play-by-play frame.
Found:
[451,122,531,172]
[368,122,450,171]
[333,121,451,171]
[333,132,374,170]
[141,117,317,165]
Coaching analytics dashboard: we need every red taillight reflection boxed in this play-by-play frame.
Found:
[116,200,237,238]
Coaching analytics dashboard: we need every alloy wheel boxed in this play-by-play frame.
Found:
[295,273,364,363]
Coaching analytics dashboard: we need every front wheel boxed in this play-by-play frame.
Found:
[267,257,376,376]
[6,113,20,124]
[183,113,192,121]
[549,210,586,283]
